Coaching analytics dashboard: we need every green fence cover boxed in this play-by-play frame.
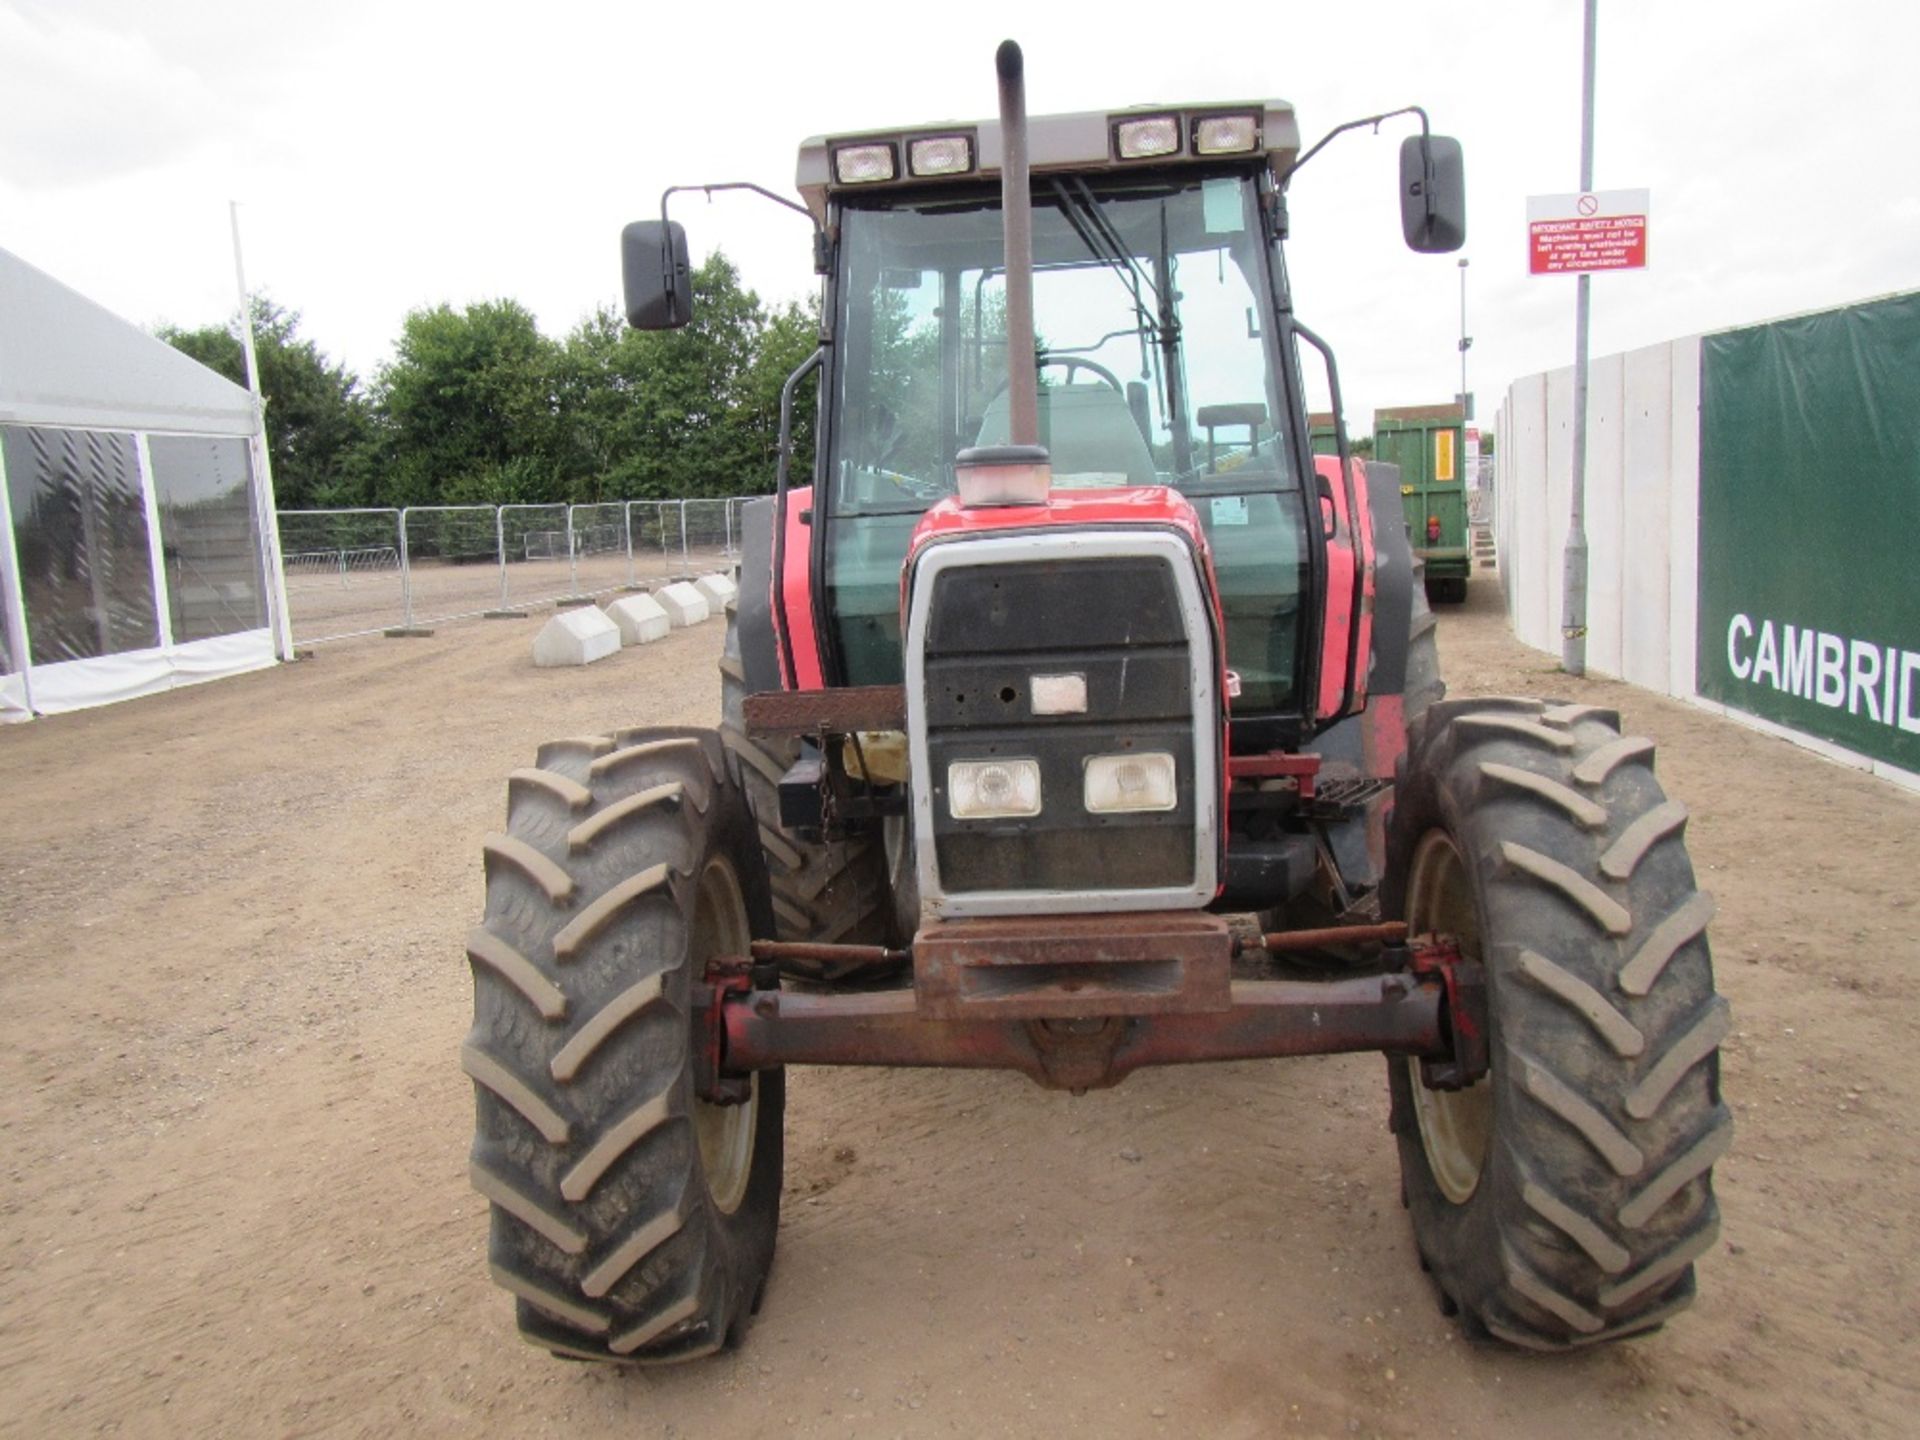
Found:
[1696,291,1920,773]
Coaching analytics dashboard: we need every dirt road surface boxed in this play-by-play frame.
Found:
[2,582,1915,1439]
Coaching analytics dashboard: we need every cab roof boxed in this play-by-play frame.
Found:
[796,101,1301,223]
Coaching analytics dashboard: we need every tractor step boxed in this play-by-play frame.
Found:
[1308,775,1393,818]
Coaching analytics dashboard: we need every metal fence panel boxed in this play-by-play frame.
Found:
[567,502,630,598]
[723,496,755,561]
[499,503,575,610]
[681,498,734,576]
[275,493,760,645]
[276,507,404,643]
[626,501,680,587]
[398,506,502,627]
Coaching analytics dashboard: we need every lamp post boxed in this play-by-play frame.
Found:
[1562,0,1598,677]
[1456,256,1472,419]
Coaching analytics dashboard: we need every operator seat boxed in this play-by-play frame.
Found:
[974,383,1159,488]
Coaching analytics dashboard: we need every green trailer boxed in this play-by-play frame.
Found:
[1373,403,1469,602]
[1308,411,1339,457]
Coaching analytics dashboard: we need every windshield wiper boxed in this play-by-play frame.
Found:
[1047,179,1160,343]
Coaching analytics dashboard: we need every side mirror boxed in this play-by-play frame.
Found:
[1398,135,1466,253]
[621,220,693,329]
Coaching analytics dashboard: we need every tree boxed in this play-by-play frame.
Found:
[735,296,821,493]
[159,255,824,513]
[560,255,817,501]
[159,298,374,508]
[369,299,568,507]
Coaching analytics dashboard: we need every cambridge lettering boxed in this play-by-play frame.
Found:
[1725,613,1920,734]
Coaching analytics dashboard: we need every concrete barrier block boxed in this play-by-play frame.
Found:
[605,593,672,646]
[694,572,738,610]
[532,606,622,667]
[656,582,711,627]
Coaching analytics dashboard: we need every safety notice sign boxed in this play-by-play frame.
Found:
[1527,189,1650,275]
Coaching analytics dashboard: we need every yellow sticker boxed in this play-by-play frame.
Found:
[1401,484,1415,496]
[1434,429,1456,482]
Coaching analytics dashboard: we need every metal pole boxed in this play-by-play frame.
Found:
[230,201,296,662]
[492,505,508,608]
[1561,0,1598,676]
[623,502,635,587]
[398,508,414,628]
[679,499,690,577]
[0,439,37,716]
[567,503,580,595]
[995,40,1039,447]
[1457,257,1471,414]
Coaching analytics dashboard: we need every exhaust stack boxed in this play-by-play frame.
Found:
[996,39,1039,449]
[954,38,1051,508]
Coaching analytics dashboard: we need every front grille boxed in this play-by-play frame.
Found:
[906,532,1218,914]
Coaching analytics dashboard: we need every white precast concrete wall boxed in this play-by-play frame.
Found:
[1495,335,1702,701]
[1496,327,1917,794]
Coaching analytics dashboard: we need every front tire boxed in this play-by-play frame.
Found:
[464,727,783,1361]
[1386,698,1729,1350]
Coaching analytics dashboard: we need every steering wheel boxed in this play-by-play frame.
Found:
[986,354,1127,406]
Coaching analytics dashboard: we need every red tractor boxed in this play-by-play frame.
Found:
[464,43,1727,1362]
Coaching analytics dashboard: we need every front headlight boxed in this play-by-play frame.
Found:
[1083,752,1178,813]
[948,758,1042,819]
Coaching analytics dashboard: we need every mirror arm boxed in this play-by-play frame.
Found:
[1282,104,1431,186]
[660,181,816,226]
[656,184,829,320]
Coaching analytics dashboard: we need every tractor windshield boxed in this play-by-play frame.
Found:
[823,169,1313,716]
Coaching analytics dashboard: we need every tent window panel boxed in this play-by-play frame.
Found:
[1,425,159,664]
[0,558,16,676]
[148,436,267,642]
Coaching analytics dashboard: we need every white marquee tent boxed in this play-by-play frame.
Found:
[0,246,291,719]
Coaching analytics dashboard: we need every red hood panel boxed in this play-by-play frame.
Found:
[907,485,1214,561]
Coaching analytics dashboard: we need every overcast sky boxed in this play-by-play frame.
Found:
[4,0,1915,434]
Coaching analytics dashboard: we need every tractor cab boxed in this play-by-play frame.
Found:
[806,113,1314,725]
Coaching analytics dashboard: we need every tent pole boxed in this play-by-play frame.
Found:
[231,201,296,662]
[0,438,35,716]
[135,434,175,651]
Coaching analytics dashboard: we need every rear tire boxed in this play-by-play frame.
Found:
[719,603,894,945]
[1385,698,1729,1350]
[465,727,783,1361]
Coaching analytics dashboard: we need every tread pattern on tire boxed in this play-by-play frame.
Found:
[1390,696,1729,1351]
[719,603,892,946]
[466,726,780,1363]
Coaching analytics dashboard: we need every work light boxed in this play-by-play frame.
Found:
[834,143,897,184]
[1193,114,1259,154]
[1114,116,1180,159]
[909,135,973,176]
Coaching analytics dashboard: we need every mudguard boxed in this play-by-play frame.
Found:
[1315,460,1413,895]
[735,496,783,695]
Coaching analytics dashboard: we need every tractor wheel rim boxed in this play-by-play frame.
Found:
[1405,827,1493,1205]
[692,854,757,1215]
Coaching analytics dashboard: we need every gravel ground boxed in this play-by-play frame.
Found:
[1,579,1915,1439]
